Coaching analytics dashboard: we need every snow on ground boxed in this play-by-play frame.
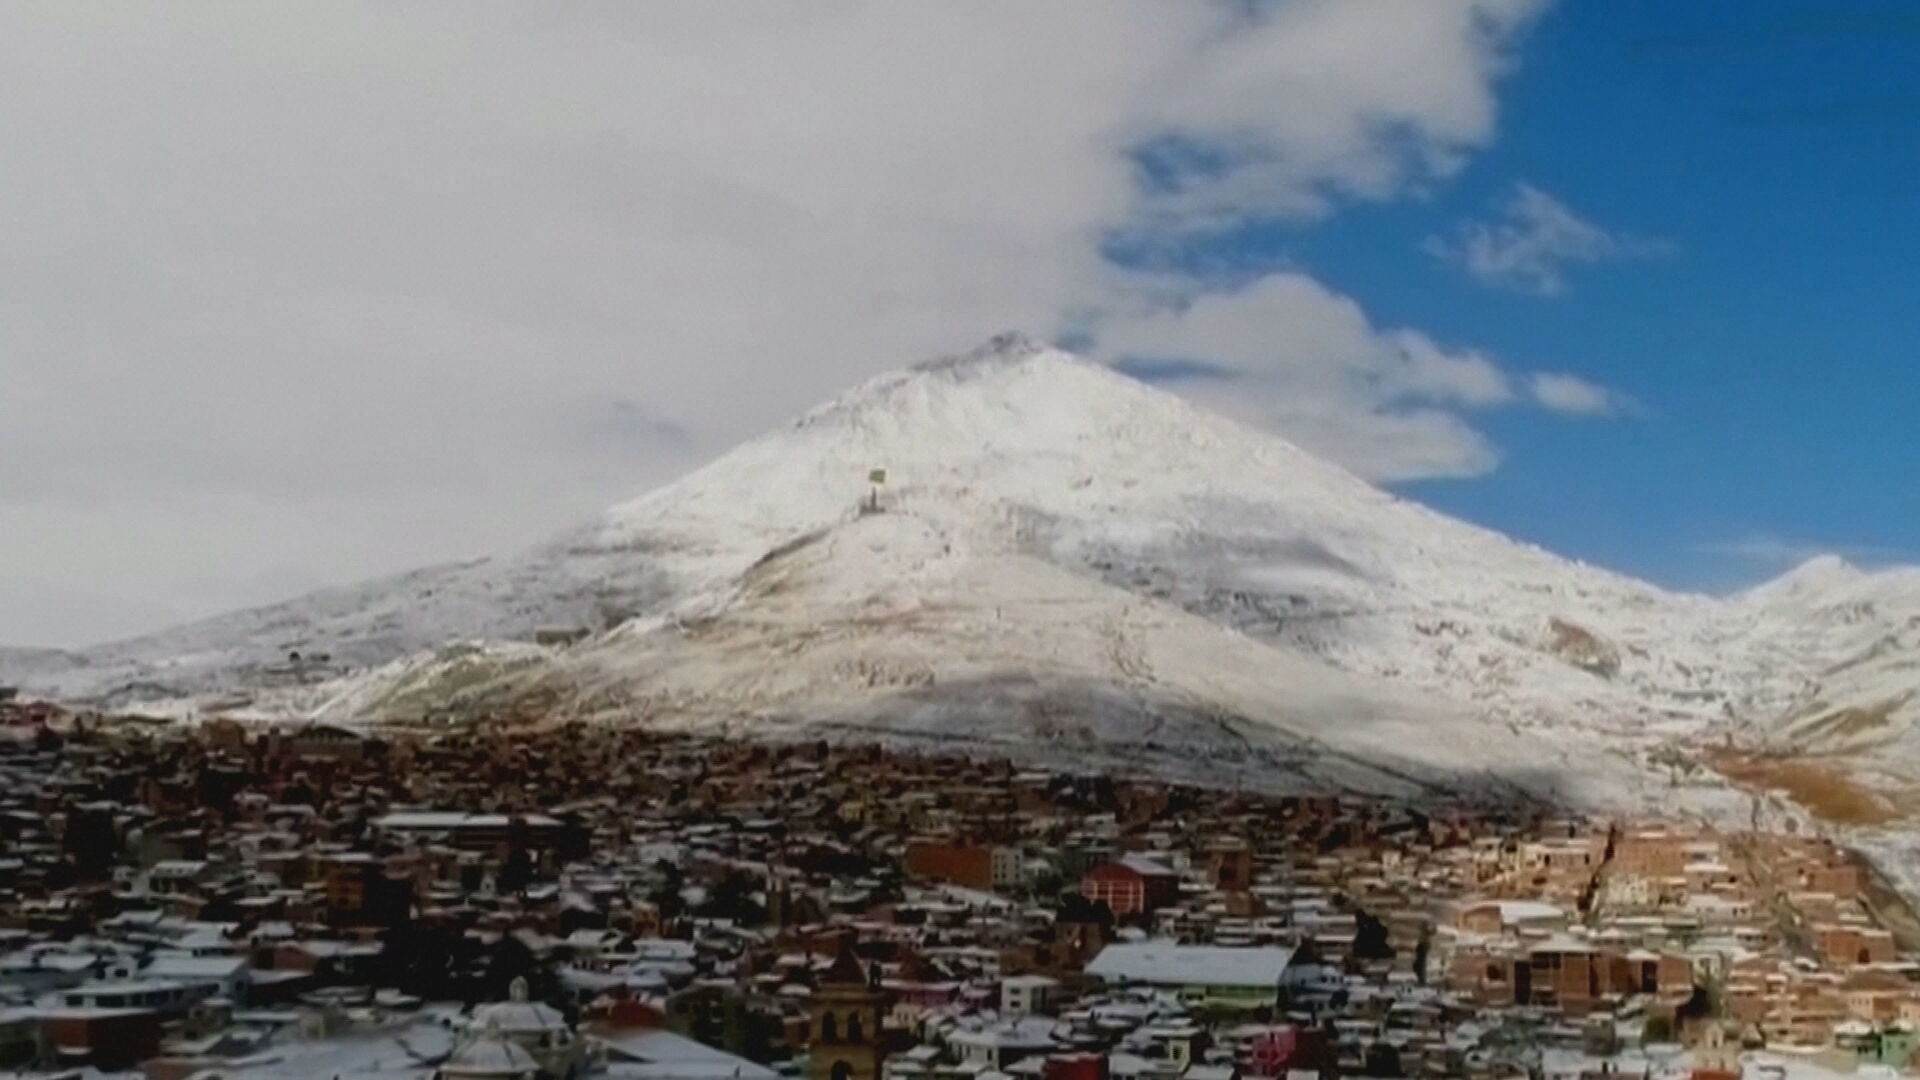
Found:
[7,334,1920,824]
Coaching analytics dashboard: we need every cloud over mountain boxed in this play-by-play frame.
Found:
[0,2,1556,645]
[1425,181,1673,295]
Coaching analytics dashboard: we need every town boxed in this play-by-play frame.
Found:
[1,695,1916,1080]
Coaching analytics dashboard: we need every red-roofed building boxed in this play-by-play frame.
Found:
[1080,856,1179,918]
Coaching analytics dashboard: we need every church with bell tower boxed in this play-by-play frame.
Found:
[807,939,892,1080]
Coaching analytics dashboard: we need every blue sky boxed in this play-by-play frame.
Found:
[1199,3,1920,590]
[4,3,1915,645]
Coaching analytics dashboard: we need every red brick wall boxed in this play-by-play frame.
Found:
[1081,865,1149,916]
[41,1012,160,1070]
[905,842,995,890]
[1805,864,1861,900]
[1614,836,1687,878]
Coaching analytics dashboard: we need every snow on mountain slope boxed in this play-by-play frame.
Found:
[0,647,78,684]
[1731,560,1920,777]
[283,491,1669,807]
[6,546,678,708]
[568,334,1754,743]
[2,334,1915,813]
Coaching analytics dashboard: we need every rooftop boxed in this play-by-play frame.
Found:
[1085,943,1297,989]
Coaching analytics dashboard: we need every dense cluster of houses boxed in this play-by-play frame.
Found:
[0,697,1917,1080]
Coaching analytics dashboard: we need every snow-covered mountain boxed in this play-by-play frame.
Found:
[1728,559,1920,764]
[7,334,1918,813]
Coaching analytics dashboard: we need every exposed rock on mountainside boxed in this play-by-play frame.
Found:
[1544,617,1622,679]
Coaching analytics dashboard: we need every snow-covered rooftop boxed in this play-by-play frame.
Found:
[1085,942,1298,989]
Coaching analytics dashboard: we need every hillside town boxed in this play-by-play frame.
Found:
[1,695,1918,1080]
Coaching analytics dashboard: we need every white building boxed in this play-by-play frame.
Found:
[1000,974,1060,1017]
[459,977,583,1078]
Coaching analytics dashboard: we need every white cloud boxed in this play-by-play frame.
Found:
[1698,536,1838,570]
[1123,0,1546,227]
[1528,371,1628,416]
[1425,181,1670,295]
[1385,331,1518,409]
[1694,535,1912,575]
[1090,272,1617,481]
[0,1,1552,645]
[1082,270,1512,476]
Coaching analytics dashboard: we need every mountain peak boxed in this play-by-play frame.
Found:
[1791,552,1860,579]
[910,330,1052,373]
[772,333,1173,459]
[25,335,1920,833]
[1743,553,1866,605]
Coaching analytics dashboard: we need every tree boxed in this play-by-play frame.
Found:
[1056,891,1114,930]
[1363,1042,1404,1078]
[649,859,686,920]
[498,846,534,894]
[375,922,452,997]
[481,934,542,1003]
[696,870,768,926]
[1354,910,1395,962]
[1642,1014,1675,1045]
[63,806,118,880]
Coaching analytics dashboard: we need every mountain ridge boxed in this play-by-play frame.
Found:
[6,335,1920,821]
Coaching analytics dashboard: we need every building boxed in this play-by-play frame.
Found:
[141,954,251,1007]
[371,811,566,852]
[597,1023,782,1080]
[1001,974,1060,1016]
[460,977,584,1078]
[1080,855,1179,918]
[1818,925,1898,968]
[1084,943,1299,1010]
[1612,829,1691,880]
[904,841,1021,892]
[35,1006,161,1071]
[321,853,413,928]
[436,1027,542,1080]
[1205,839,1253,892]
[272,722,375,762]
[808,943,892,1080]
[1454,899,1566,936]
[947,1017,1059,1071]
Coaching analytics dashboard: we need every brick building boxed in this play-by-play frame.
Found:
[1080,856,1178,918]
[905,841,1021,892]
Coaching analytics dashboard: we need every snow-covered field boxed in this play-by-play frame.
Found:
[7,335,1920,819]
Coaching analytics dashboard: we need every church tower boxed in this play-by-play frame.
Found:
[808,940,891,1080]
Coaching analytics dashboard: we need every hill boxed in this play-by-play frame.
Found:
[8,335,1918,818]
